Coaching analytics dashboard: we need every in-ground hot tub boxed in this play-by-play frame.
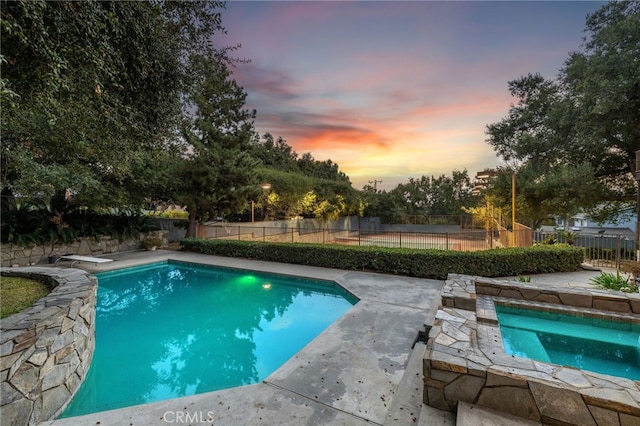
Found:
[423,274,640,425]
[495,303,640,381]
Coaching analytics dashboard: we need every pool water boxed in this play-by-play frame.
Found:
[61,261,357,418]
[496,305,640,381]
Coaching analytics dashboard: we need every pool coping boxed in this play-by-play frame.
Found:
[424,273,640,425]
[37,250,446,425]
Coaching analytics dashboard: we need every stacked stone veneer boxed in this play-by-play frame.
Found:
[0,268,97,425]
[2,231,168,267]
[424,274,640,425]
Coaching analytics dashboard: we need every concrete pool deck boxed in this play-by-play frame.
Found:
[36,251,621,425]
[40,250,453,426]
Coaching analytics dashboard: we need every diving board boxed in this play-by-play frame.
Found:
[55,255,114,267]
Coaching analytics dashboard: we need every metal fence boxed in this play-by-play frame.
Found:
[196,221,637,268]
[196,223,528,251]
[534,230,637,268]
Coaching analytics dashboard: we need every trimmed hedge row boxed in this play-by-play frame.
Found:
[180,239,584,280]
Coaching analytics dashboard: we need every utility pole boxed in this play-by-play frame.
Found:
[368,179,383,191]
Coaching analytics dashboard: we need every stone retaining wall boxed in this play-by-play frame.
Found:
[0,268,97,425]
[424,274,640,425]
[2,231,167,267]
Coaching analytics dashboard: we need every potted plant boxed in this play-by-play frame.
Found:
[140,237,162,251]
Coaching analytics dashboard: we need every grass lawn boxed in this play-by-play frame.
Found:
[1,276,51,319]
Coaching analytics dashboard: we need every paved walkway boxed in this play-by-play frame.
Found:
[501,266,613,290]
[40,251,612,426]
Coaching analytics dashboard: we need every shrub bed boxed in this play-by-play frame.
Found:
[180,239,584,280]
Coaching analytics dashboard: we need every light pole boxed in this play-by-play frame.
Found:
[251,200,255,223]
[251,182,272,223]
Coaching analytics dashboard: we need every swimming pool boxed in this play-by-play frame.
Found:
[496,305,640,380]
[60,261,357,418]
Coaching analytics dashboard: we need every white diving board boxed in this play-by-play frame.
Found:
[56,255,114,267]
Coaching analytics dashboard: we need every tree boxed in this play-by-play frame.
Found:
[484,165,603,229]
[562,0,639,209]
[253,168,314,220]
[297,153,351,183]
[175,55,258,237]
[368,189,409,223]
[390,170,476,217]
[1,1,229,213]
[250,133,299,172]
[486,1,639,223]
[1,1,186,209]
[245,135,359,221]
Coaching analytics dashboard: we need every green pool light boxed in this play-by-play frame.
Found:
[237,275,258,285]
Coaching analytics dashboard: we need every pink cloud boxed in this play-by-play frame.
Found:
[218,1,603,191]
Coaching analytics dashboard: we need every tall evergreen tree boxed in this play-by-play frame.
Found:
[176,55,258,237]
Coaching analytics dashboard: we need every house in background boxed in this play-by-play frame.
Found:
[554,206,637,237]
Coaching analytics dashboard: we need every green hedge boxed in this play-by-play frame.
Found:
[180,239,583,280]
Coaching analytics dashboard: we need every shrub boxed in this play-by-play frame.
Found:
[1,205,158,247]
[146,210,189,219]
[180,239,584,280]
[590,270,637,293]
[140,237,162,250]
[1,203,49,246]
[109,211,157,241]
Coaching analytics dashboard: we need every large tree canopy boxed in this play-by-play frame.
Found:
[361,170,477,223]
[1,0,226,210]
[486,1,639,224]
[392,170,476,217]
[245,133,359,221]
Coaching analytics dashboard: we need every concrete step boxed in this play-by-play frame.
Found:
[384,341,455,426]
[383,342,427,425]
[417,403,456,426]
[455,401,542,426]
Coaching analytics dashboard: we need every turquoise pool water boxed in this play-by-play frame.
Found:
[496,305,640,381]
[61,261,357,418]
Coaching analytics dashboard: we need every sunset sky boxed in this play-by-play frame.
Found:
[216,1,606,191]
